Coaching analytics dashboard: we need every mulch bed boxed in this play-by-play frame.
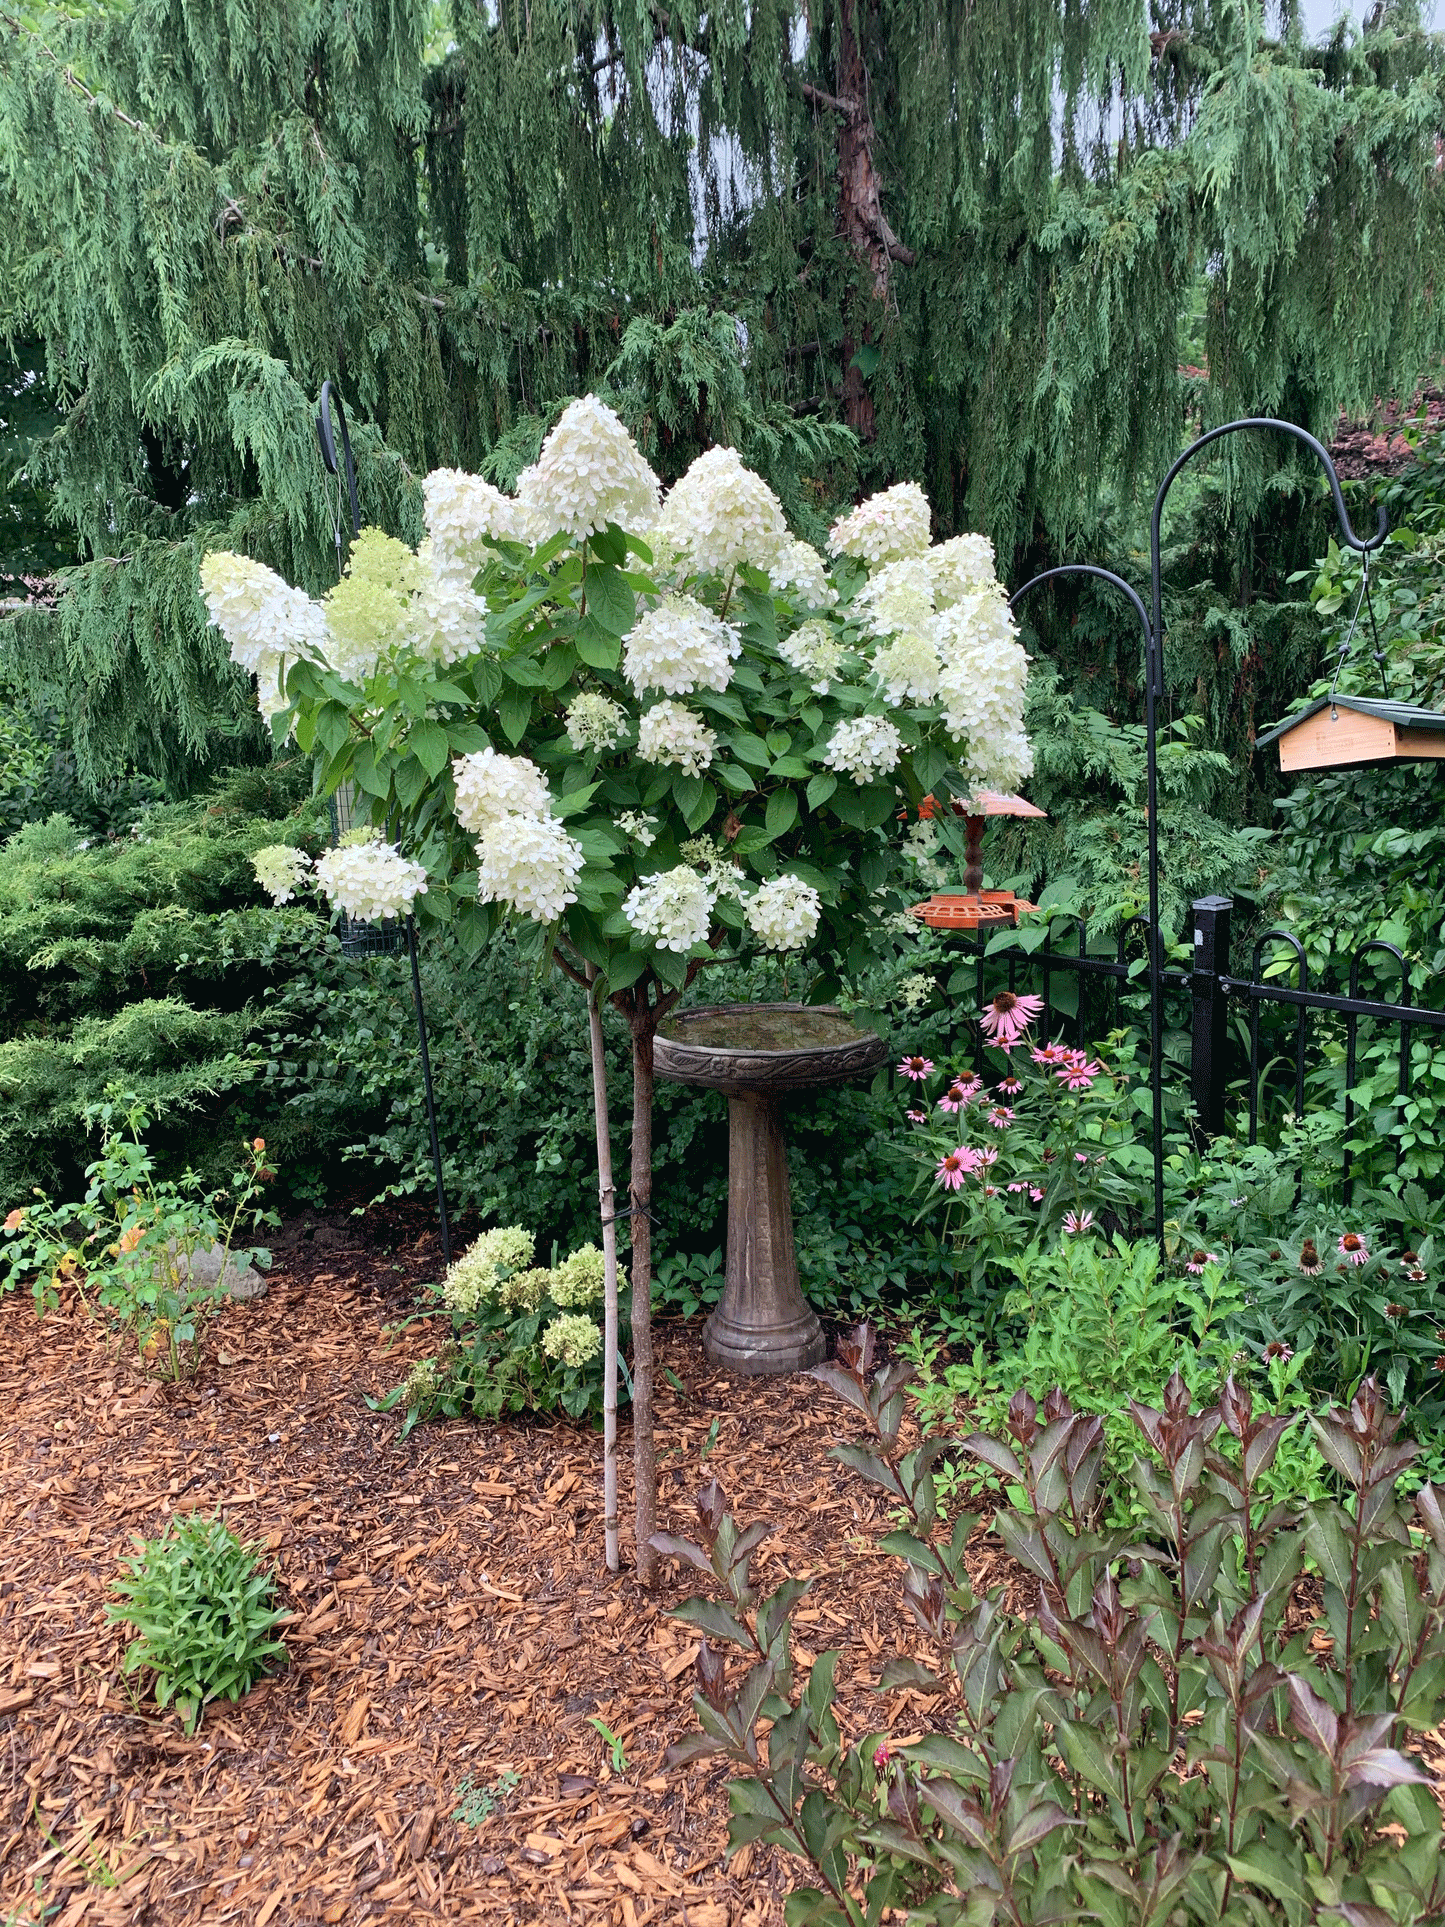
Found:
[0,1209,967,1927]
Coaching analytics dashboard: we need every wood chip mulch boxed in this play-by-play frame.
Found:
[0,1211,963,1927]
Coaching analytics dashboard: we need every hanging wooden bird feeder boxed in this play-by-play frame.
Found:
[908,789,1045,931]
[1254,694,1445,773]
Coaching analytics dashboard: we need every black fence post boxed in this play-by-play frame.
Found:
[1190,895,1233,1138]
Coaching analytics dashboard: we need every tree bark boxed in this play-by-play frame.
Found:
[629,1008,659,1588]
[585,967,621,1574]
[827,0,913,441]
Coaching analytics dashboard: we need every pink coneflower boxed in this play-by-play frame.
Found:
[977,1145,999,1168]
[1057,1057,1103,1092]
[1074,1152,1089,1164]
[980,991,1045,1049]
[905,1109,928,1125]
[937,1076,982,1113]
[1062,1209,1094,1235]
[998,1076,1023,1096]
[1041,1148,1056,1164]
[936,1146,980,1191]
[1338,1233,1369,1267]
[1299,1241,1322,1275]
[1263,1340,1294,1362]
[1031,1041,1069,1068]
[1185,1250,1219,1274]
[1030,1187,1045,1202]
[1401,1251,1421,1269]
[983,1184,1000,1197]
[899,1056,934,1082]
[1385,1302,1408,1320]
[1409,1266,1427,1283]
[987,1106,1014,1128]
[1007,1181,1029,1194]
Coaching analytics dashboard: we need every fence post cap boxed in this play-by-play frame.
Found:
[1192,894,1234,913]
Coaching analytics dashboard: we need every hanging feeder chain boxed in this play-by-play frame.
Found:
[1326,549,1389,712]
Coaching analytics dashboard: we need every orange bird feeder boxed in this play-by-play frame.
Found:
[909,790,1046,931]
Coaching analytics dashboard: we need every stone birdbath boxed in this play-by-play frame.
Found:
[654,1003,887,1375]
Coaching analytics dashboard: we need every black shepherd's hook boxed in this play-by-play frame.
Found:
[316,379,360,574]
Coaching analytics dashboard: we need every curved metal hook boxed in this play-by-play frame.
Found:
[1150,416,1387,699]
[1008,562,1154,657]
[317,379,360,539]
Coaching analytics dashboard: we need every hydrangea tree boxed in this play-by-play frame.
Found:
[203,397,1031,1586]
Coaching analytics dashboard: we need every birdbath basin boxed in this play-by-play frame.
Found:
[654,1003,887,1374]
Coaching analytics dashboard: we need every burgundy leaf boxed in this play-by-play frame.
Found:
[1004,1800,1077,1858]
[1286,1673,1340,1759]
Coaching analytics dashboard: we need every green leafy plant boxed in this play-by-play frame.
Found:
[588,1716,629,1773]
[107,1515,289,1733]
[658,1326,1445,1926]
[451,1769,520,1826]
[1,1096,278,1379]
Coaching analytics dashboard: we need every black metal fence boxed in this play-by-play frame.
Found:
[966,894,1445,1201]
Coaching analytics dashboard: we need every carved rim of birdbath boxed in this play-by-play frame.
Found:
[654,1004,887,1376]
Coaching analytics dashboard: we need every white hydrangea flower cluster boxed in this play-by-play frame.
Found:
[250,844,312,905]
[679,837,743,896]
[476,812,584,922]
[542,1313,603,1368]
[897,971,935,1013]
[653,446,790,580]
[313,839,428,921]
[769,539,837,610]
[745,874,822,950]
[516,396,660,542]
[778,619,846,693]
[551,1243,618,1308]
[616,810,659,846]
[636,702,716,776]
[873,627,943,706]
[441,1225,535,1316]
[407,565,488,667]
[622,594,740,697]
[452,747,552,833]
[929,533,998,606]
[423,468,524,581]
[623,866,715,951]
[932,593,1033,792]
[200,552,327,717]
[824,714,903,785]
[565,691,629,751]
[828,482,931,567]
[854,555,935,638]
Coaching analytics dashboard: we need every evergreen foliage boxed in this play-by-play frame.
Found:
[1,0,1440,791]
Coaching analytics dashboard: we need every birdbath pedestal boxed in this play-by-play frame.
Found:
[654,1003,886,1375]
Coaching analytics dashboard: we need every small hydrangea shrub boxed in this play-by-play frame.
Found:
[108,1515,289,1733]
[379,1226,619,1435]
[1,1097,277,1379]
[656,1329,1445,1926]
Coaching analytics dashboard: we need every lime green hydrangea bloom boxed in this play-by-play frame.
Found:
[442,1225,534,1317]
[550,1242,618,1308]
[542,1314,602,1368]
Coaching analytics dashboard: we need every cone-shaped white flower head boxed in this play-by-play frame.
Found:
[452,748,551,834]
[200,552,328,717]
[322,530,426,682]
[623,866,715,951]
[475,813,584,923]
[824,713,903,785]
[408,556,488,666]
[653,446,790,579]
[636,702,716,776]
[251,844,312,904]
[769,538,837,610]
[314,839,428,922]
[746,874,822,950]
[931,592,1032,792]
[928,533,998,606]
[565,692,629,752]
[779,619,846,694]
[423,469,526,580]
[515,396,660,542]
[828,482,931,567]
[855,555,935,638]
[872,628,942,706]
[622,593,741,697]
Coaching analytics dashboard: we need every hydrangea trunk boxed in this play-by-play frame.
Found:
[586,967,621,1574]
[629,1018,659,1589]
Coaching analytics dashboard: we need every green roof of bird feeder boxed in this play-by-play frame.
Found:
[1255,694,1445,773]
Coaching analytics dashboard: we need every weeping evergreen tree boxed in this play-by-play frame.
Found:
[0,0,1441,790]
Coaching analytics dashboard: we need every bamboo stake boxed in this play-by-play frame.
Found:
[585,964,621,1572]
